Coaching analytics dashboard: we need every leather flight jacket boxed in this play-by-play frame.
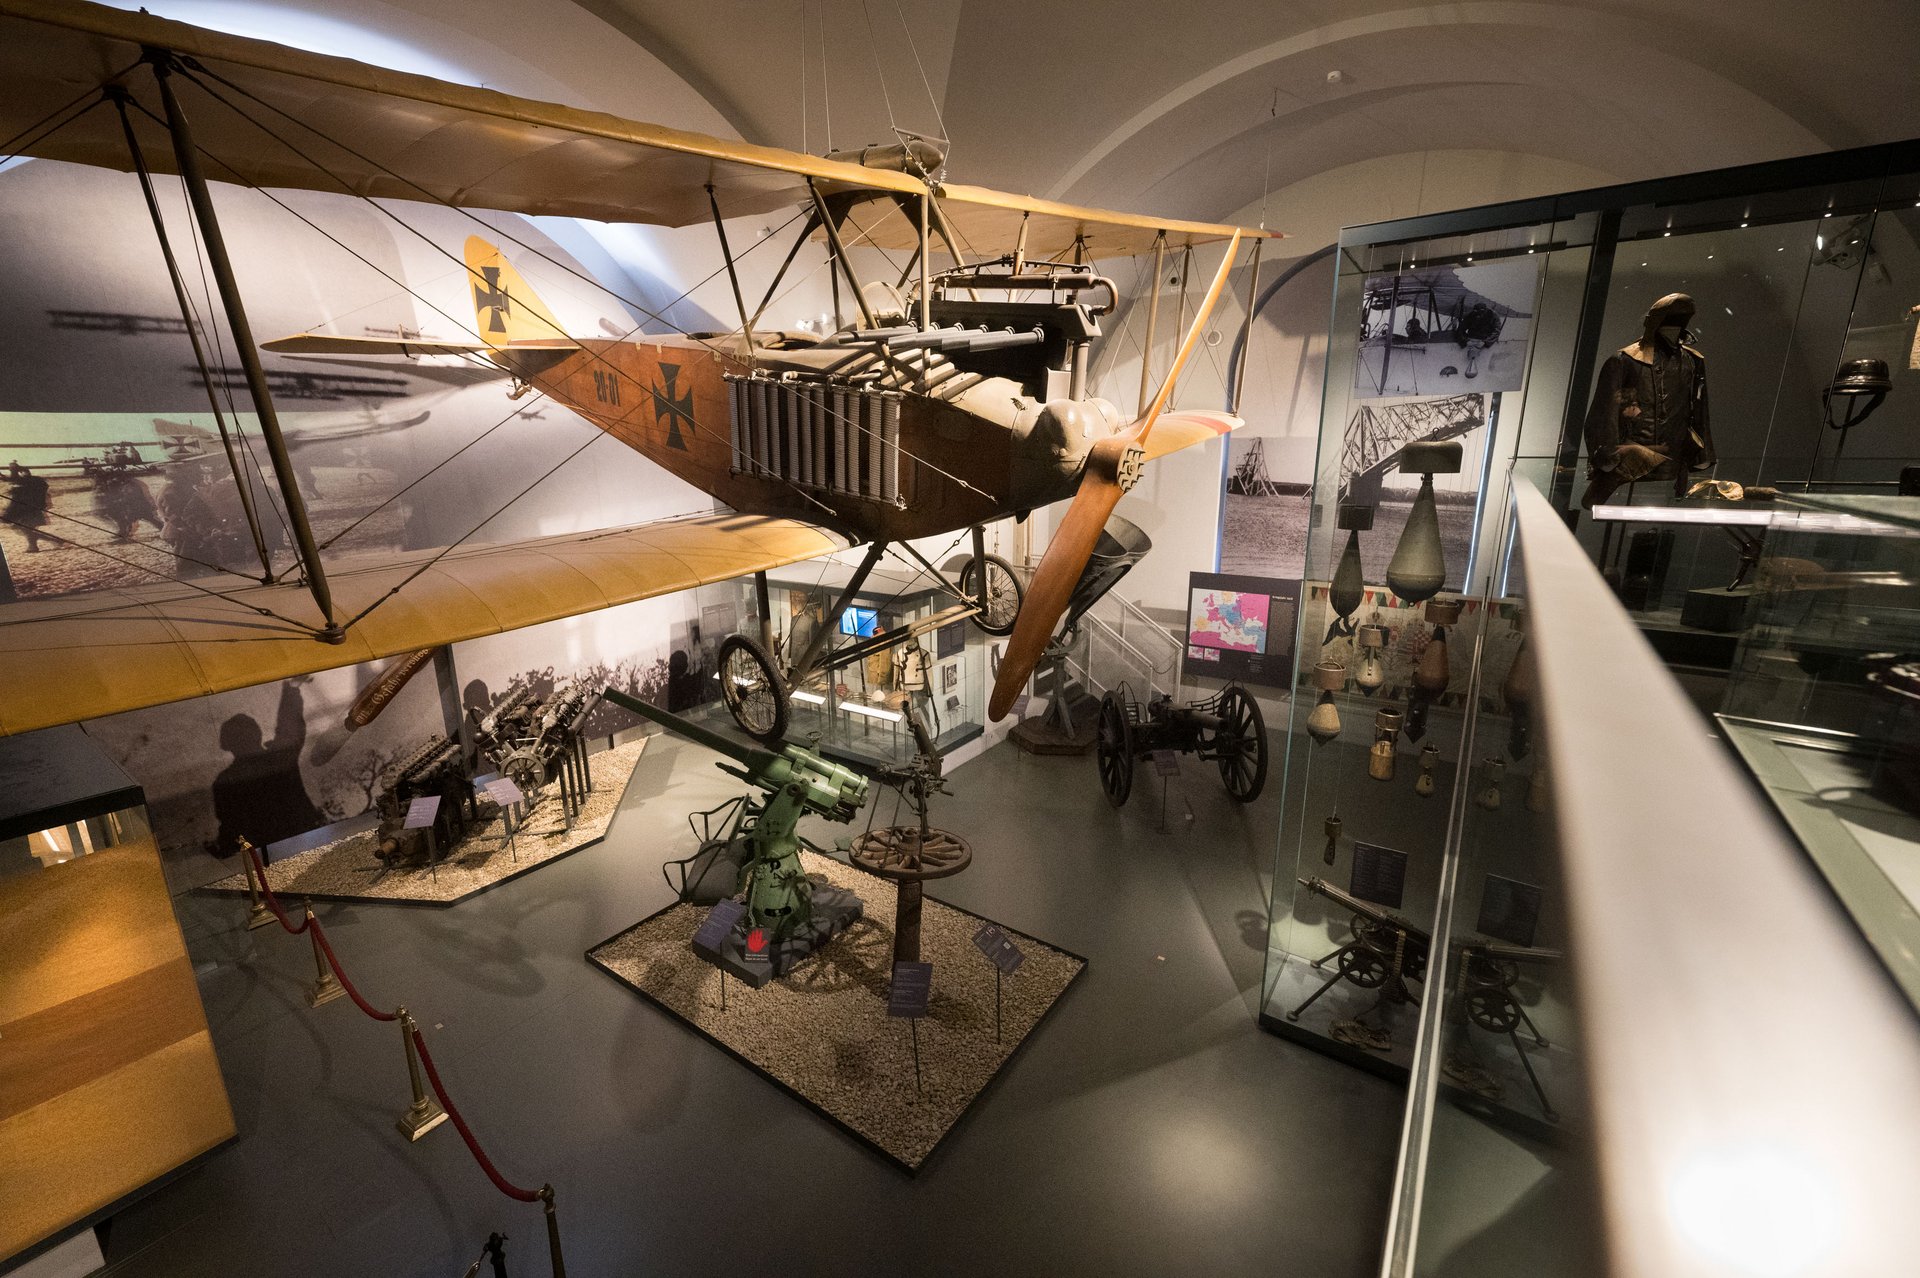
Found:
[1580,336,1715,508]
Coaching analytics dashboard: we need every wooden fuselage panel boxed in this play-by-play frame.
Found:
[522,338,1014,543]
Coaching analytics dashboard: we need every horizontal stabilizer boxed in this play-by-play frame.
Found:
[262,332,496,357]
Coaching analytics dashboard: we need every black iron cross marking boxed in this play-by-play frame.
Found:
[650,362,694,450]
[473,267,510,334]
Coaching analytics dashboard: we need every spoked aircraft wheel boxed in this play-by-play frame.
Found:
[958,553,1023,635]
[1208,685,1269,803]
[1095,692,1135,808]
[717,633,789,743]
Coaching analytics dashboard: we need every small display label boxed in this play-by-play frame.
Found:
[485,777,525,808]
[1349,842,1409,909]
[692,899,746,954]
[1152,750,1181,777]
[888,961,933,1018]
[402,795,441,829]
[971,923,1026,976]
[1476,874,1544,948]
[741,923,772,965]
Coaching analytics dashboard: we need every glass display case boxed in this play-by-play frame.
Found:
[715,559,992,767]
[1717,493,1920,1009]
[1260,137,1920,1081]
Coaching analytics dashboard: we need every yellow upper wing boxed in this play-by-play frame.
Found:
[0,514,844,737]
[0,0,1273,255]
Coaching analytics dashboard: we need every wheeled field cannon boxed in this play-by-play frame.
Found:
[1094,683,1268,807]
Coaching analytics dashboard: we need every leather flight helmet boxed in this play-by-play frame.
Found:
[1641,292,1696,343]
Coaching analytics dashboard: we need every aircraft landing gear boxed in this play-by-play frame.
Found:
[717,633,789,742]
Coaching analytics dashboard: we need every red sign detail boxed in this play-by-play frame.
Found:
[746,927,767,954]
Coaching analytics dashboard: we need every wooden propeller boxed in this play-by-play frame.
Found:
[988,231,1243,721]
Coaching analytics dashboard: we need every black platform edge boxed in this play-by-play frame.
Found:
[586,887,1087,1177]
[194,826,615,910]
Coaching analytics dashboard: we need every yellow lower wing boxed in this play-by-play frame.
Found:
[0,514,843,737]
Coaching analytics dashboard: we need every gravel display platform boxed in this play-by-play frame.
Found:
[202,739,647,907]
[588,850,1085,1172]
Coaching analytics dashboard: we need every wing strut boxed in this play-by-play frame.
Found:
[152,52,343,641]
[109,86,272,581]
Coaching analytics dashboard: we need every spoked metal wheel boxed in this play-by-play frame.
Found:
[1095,692,1135,807]
[717,633,789,742]
[958,553,1023,635]
[1207,684,1269,803]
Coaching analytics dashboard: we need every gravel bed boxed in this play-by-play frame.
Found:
[203,739,646,905]
[590,850,1083,1170]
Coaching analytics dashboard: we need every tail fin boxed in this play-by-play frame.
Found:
[464,236,569,349]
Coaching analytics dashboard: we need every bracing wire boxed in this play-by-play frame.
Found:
[890,0,950,149]
[857,0,899,134]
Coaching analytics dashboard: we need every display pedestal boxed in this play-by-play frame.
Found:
[692,880,864,988]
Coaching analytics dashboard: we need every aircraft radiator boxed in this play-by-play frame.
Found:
[726,375,903,505]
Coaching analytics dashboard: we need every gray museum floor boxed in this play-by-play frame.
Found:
[100,731,1403,1277]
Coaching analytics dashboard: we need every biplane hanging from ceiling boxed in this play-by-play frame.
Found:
[0,0,1279,742]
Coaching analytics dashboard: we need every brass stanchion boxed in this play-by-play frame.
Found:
[238,836,274,930]
[539,1185,566,1278]
[305,905,344,1007]
[396,1009,449,1141]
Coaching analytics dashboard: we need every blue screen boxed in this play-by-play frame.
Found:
[839,607,879,637]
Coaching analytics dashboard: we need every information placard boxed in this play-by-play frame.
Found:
[887,961,932,1018]
[1349,842,1409,909]
[692,899,746,954]
[402,795,441,829]
[1476,875,1544,948]
[485,777,525,809]
[971,923,1026,976]
[1152,750,1181,777]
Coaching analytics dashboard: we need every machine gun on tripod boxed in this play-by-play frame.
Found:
[1445,939,1562,1122]
[1287,876,1431,1050]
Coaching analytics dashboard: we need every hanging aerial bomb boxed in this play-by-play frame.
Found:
[1386,439,1463,604]
[1406,597,1461,742]
[1326,504,1374,642]
[1503,614,1534,760]
[1527,753,1550,813]
[1370,707,1403,781]
[1354,624,1387,695]
[1477,757,1506,810]
[1415,744,1440,797]
[1306,660,1346,744]
[1323,812,1343,865]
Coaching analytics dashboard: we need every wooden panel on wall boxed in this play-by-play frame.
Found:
[0,833,235,1262]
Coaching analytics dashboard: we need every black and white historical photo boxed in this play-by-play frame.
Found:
[1353,258,1540,399]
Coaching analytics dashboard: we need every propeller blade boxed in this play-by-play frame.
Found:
[988,438,1130,720]
[987,232,1246,722]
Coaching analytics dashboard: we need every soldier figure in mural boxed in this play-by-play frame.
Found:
[210,676,324,857]
[160,455,279,576]
[1455,302,1501,378]
[86,445,164,541]
[1580,292,1716,509]
[3,461,52,552]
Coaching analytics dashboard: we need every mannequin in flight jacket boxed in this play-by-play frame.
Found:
[1580,293,1717,508]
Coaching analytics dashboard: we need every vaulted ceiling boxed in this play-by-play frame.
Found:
[581,0,1920,245]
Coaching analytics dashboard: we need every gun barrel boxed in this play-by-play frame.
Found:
[1297,876,1433,944]
[602,687,778,773]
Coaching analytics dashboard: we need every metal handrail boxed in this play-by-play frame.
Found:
[1382,478,1920,1275]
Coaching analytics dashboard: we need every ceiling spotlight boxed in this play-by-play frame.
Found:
[1326,69,1348,85]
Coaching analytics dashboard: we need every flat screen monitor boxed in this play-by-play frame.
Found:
[839,606,879,638]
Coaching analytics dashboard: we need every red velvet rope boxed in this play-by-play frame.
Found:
[308,919,398,1023]
[242,838,544,1206]
[408,1025,542,1203]
[243,843,308,934]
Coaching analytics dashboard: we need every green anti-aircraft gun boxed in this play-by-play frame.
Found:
[603,688,870,986]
